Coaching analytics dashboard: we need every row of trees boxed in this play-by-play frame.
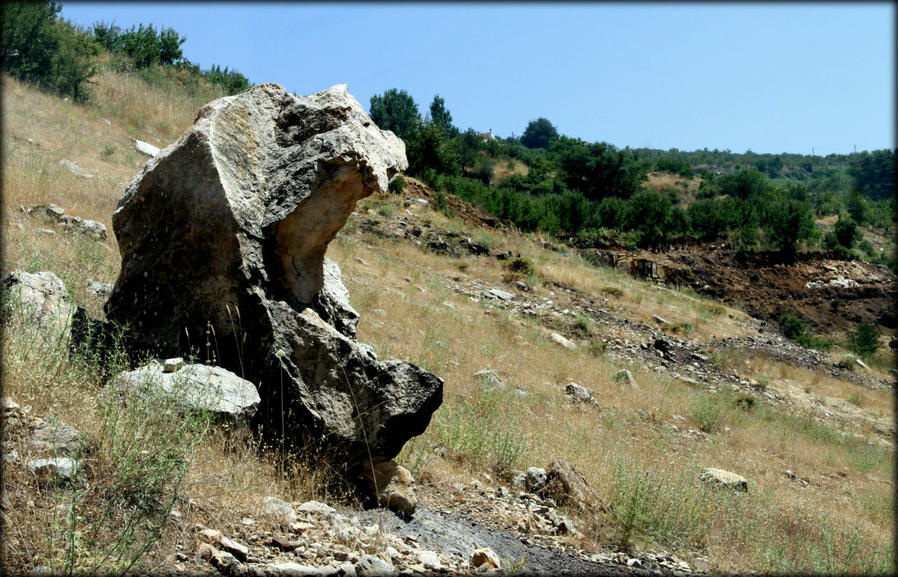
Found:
[1,2,251,101]
[369,88,844,261]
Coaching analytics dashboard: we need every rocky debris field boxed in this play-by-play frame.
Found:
[4,395,714,577]
[346,185,894,448]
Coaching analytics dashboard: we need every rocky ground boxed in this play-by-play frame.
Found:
[4,176,893,577]
[350,179,894,448]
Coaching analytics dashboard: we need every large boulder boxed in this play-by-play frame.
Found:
[104,83,442,472]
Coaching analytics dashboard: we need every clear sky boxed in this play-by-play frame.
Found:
[59,2,894,156]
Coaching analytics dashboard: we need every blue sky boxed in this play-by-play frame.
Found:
[60,2,894,156]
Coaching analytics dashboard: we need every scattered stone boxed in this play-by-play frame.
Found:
[297,501,336,515]
[24,204,107,241]
[269,535,300,551]
[263,497,298,523]
[268,561,327,576]
[483,288,513,301]
[614,369,638,388]
[563,382,597,405]
[60,159,81,174]
[2,270,73,345]
[85,279,113,298]
[540,459,601,512]
[700,467,748,492]
[27,457,80,484]
[363,458,417,517]
[470,547,500,569]
[134,139,161,157]
[219,534,250,561]
[112,360,260,420]
[354,554,394,577]
[474,368,503,388]
[525,467,547,493]
[29,418,83,456]
[416,550,442,570]
[549,332,576,350]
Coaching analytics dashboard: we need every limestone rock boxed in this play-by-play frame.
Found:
[104,83,441,472]
[263,496,298,523]
[483,288,513,301]
[614,369,639,388]
[27,457,80,484]
[363,458,417,517]
[111,360,260,420]
[549,332,576,349]
[540,459,601,512]
[1,270,72,347]
[313,258,359,339]
[29,418,84,457]
[354,554,394,577]
[134,139,161,157]
[525,467,547,493]
[700,467,748,492]
[470,547,501,569]
[564,382,596,405]
[25,204,106,241]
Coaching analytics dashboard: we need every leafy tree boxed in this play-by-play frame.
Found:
[720,169,768,200]
[623,189,672,249]
[597,196,626,230]
[428,94,456,137]
[760,194,817,262]
[848,324,881,358]
[521,117,559,149]
[406,122,460,177]
[3,1,61,82]
[655,155,694,178]
[369,88,421,140]
[2,2,99,101]
[850,149,895,201]
[551,137,647,201]
[845,190,869,225]
[202,64,250,94]
[833,216,861,249]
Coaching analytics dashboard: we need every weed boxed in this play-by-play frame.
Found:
[433,388,528,472]
[607,456,723,552]
[691,390,733,433]
[601,286,624,298]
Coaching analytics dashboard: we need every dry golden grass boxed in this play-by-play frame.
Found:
[328,196,895,574]
[2,66,893,575]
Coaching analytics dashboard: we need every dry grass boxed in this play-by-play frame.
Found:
[328,197,895,574]
[2,66,894,576]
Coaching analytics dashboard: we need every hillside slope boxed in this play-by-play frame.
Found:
[1,72,894,576]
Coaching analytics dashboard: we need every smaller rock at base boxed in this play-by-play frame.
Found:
[470,547,501,569]
[263,496,298,523]
[525,467,547,493]
[268,561,326,576]
[355,554,393,577]
[363,458,417,517]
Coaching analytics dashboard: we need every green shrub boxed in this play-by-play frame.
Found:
[388,175,405,194]
[847,324,881,358]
